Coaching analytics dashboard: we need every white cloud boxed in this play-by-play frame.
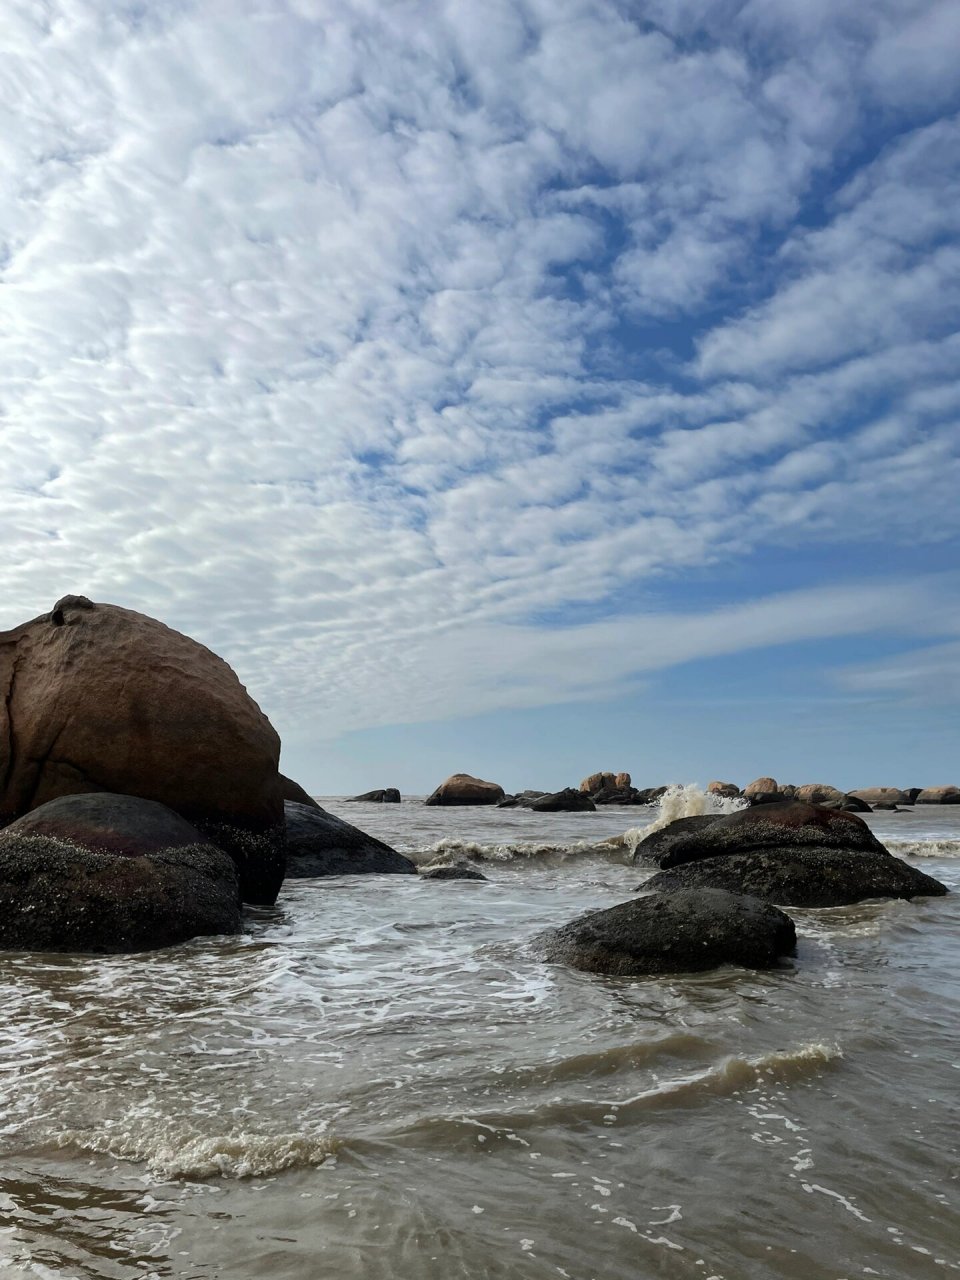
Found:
[0,0,958,761]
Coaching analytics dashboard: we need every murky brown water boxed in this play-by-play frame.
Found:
[2,798,959,1279]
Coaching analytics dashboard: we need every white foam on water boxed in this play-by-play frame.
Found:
[55,1122,339,1180]
[615,785,747,856]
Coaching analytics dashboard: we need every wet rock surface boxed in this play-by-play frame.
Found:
[284,801,416,877]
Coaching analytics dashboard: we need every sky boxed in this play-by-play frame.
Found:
[2,0,960,796]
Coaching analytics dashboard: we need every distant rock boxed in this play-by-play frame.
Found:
[349,788,401,803]
[916,786,960,805]
[530,788,597,812]
[284,801,416,876]
[645,848,947,908]
[424,774,505,806]
[419,861,488,881]
[579,771,614,794]
[0,793,241,952]
[744,777,778,799]
[537,888,797,976]
[904,788,923,805]
[497,791,547,808]
[0,595,284,904]
[280,774,321,808]
[707,780,740,798]
[795,783,847,808]
[614,772,632,789]
[848,788,908,808]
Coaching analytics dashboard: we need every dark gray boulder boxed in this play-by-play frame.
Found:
[280,774,321,808]
[537,888,796,976]
[497,791,547,808]
[530,788,596,812]
[644,848,948,908]
[0,793,241,953]
[284,801,415,877]
[633,801,886,869]
[348,788,401,803]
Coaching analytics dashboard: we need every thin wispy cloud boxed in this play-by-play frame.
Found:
[2,0,959,784]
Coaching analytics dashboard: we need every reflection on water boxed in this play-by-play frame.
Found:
[0,801,959,1278]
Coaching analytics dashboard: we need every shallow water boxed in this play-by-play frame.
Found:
[2,798,959,1279]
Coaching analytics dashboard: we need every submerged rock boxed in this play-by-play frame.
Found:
[348,788,401,803]
[530,788,596,812]
[424,774,505,806]
[497,791,547,808]
[0,595,284,904]
[538,888,796,976]
[284,801,416,877]
[848,787,908,808]
[0,793,240,953]
[419,861,488,881]
[644,848,947,908]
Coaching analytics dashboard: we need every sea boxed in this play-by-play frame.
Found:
[2,789,959,1280]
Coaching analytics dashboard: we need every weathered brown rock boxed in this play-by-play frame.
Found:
[916,786,960,804]
[707,780,740,798]
[424,773,505,806]
[614,772,631,789]
[795,782,847,807]
[744,776,778,799]
[0,596,284,903]
[848,787,907,807]
[580,771,615,794]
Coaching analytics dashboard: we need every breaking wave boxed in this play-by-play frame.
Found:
[886,840,960,860]
[54,1122,340,1179]
[612,784,746,857]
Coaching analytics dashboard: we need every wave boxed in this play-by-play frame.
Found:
[54,1122,340,1179]
[387,1042,842,1148]
[885,840,960,859]
[408,837,627,866]
[608,784,747,857]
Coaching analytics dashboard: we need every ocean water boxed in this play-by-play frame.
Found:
[1,793,959,1279]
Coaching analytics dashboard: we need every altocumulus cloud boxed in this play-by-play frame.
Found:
[2,0,960,752]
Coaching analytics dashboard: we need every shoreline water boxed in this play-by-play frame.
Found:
[1,795,959,1278]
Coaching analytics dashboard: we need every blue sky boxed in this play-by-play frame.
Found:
[2,0,959,795]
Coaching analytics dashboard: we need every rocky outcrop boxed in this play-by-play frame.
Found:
[633,801,886,867]
[795,783,848,808]
[424,774,505,806]
[0,793,241,952]
[579,772,615,794]
[645,848,947,908]
[280,774,320,808]
[284,801,416,877]
[916,786,960,805]
[707,780,740,798]
[0,596,284,904]
[537,889,796,976]
[530,788,596,812]
[848,787,907,808]
[497,791,547,808]
[348,788,401,803]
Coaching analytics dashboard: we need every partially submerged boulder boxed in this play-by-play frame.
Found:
[537,888,796,976]
[644,848,947,908]
[284,801,416,877]
[530,788,596,812]
[0,793,240,952]
[849,787,908,808]
[0,596,284,904]
[348,788,401,803]
[633,802,886,868]
[424,774,505,806]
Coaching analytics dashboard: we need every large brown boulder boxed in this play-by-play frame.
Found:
[916,786,960,804]
[744,776,778,798]
[0,793,241,952]
[424,773,505,806]
[0,595,284,903]
[848,787,907,808]
[795,782,847,808]
[579,771,615,794]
